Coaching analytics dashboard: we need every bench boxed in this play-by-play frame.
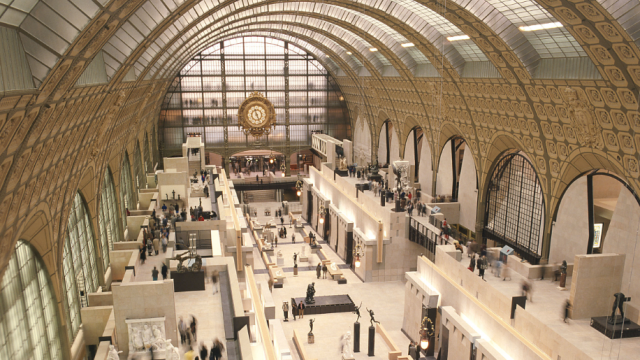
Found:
[326,262,344,280]
[293,329,317,360]
[376,323,402,360]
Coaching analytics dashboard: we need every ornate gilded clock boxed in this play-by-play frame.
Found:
[238,92,276,137]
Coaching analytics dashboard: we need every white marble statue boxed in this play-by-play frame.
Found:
[131,329,144,351]
[339,156,348,171]
[341,331,354,359]
[142,324,153,349]
[107,345,122,360]
[126,317,167,355]
[277,250,283,258]
[164,339,180,360]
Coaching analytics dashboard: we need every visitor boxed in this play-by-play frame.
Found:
[282,301,289,321]
[211,270,219,295]
[153,237,160,255]
[292,299,298,321]
[162,203,167,212]
[161,263,168,280]
[190,315,198,343]
[522,280,533,302]
[140,245,146,264]
[179,317,187,344]
[478,256,487,280]
[563,300,572,323]
[162,235,167,253]
[280,216,284,226]
[292,234,296,244]
[210,338,224,360]
[152,266,159,281]
[268,278,274,293]
[184,349,195,360]
[322,263,328,279]
[204,185,209,198]
[502,262,511,281]
[494,260,502,277]
[298,301,305,318]
[146,238,153,256]
[199,342,208,360]
[316,263,322,279]
[469,254,476,272]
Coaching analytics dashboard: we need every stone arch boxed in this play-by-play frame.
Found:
[376,114,401,166]
[352,114,372,167]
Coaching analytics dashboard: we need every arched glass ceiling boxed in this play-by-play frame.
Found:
[159,25,367,81]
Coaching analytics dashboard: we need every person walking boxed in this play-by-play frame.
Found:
[199,342,208,360]
[478,256,487,280]
[161,263,168,280]
[178,317,187,345]
[152,266,159,281]
[316,263,322,279]
[298,301,305,319]
[282,301,289,322]
[162,235,167,253]
[190,315,198,343]
[140,245,146,264]
[153,237,160,255]
[211,270,219,295]
[469,255,476,272]
[210,338,224,360]
[292,300,298,321]
[322,263,328,279]
[563,300,572,323]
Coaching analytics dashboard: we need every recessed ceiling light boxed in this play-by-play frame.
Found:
[401,42,415,48]
[519,22,563,32]
[369,47,378,52]
[447,35,470,42]
[346,51,352,55]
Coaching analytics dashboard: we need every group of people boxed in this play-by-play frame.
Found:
[179,315,224,360]
[282,299,306,321]
[151,263,168,281]
[316,262,329,279]
[140,215,171,264]
[190,205,205,221]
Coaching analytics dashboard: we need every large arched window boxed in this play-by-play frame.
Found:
[62,192,99,341]
[159,36,349,155]
[134,142,145,191]
[0,240,64,360]
[99,168,122,271]
[144,132,152,174]
[484,153,544,263]
[120,153,134,229]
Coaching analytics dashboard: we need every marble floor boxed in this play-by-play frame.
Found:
[246,201,413,360]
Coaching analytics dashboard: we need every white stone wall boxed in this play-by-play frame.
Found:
[353,116,371,166]
[389,127,400,164]
[601,186,640,312]
[436,141,453,196]
[549,176,589,264]
[377,125,388,165]
[457,145,477,231]
[418,139,433,196]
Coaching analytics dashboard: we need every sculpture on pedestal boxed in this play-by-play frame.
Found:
[366,308,380,327]
[305,282,316,304]
[164,340,180,360]
[171,252,202,273]
[354,302,362,323]
[608,293,631,324]
[172,190,176,199]
[293,252,298,266]
[559,260,568,288]
[339,156,348,171]
[309,318,315,335]
[341,332,354,359]
[126,318,168,355]
[107,345,122,360]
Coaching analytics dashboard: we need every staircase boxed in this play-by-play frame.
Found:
[244,190,276,203]
[188,160,201,177]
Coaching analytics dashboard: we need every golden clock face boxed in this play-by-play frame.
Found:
[238,92,276,137]
[247,105,267,126]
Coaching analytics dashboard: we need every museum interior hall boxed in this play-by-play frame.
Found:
[4,1,640,360]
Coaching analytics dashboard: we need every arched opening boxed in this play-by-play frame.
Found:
[377,120,398,167]
[404,127,423,180]
[0,240,64,360]
[435,137,469,202]
[158,36,349,158]
[484,152,544,264]
[120,153,135,226]
[134,142,145,191]
[144,132,152,174]
[98,167,123,271]
[353,115,372,166]
[62,192,100,343]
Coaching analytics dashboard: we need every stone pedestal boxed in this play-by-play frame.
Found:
[368,326,375,356]
[308,333,314,344]
[559,273,567,288]
[293,266,298,276]
[354,322,360,353]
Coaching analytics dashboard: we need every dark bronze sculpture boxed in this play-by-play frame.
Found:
[171,252,202,273]
[608,292,631,324]
[367,308,380,327]
[354,302,362,323]
[309,319,315,335]
[305,282,316,304]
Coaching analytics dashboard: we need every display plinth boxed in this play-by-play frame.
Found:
[368,326,375,356]
[591,316,640,338]
[335,169,349,177]
[293,295,355,315]
[293,266,298,276]
[308,334,314,344]
[170,271,205,292]
[367,174,383,182]
[353,322,360,353]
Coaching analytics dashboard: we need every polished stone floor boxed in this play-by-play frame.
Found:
[247,201,412,360]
